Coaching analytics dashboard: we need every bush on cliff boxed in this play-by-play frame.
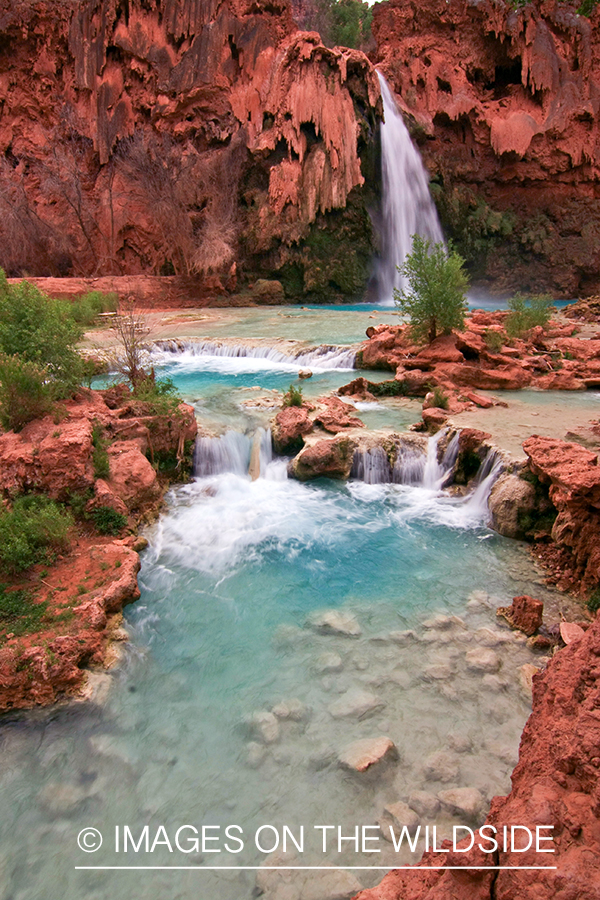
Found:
[0,271,85,430]
[394,236,469,343]
[0,272,83,390]
[0,496,73,575]
[505,293,553,338]
[0,355,54,432]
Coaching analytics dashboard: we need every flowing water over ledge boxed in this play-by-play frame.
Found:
[0,345,579,900]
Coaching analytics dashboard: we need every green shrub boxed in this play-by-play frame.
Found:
[282,384,303,407]
[67,291,118,327]
[0,585,47,637]
[0,355,54,431]
[89,506,127,536]
[587,590,600,614]
[431,386,449,410]
[394,236,469,343]
[133,375,180,415]
[91,423,110,479]
[0,496,73,575]
[505,293,553,338]
[0,271,83,392]
[484,329,505,353]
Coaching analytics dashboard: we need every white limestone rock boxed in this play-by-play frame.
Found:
[338,736,398,772]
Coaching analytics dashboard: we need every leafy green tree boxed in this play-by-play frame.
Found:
[394,236,469,343]
[0,270,83,393]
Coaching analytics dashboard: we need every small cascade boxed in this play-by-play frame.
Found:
[392,445,426,486]
[194,429,275,479]
[377,72,444,303]
[153,340,356,371]
[350,446,392,484]
[461,450,503,519]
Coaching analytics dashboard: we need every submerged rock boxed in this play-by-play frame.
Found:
[328,689,384,719]
[437,787,484,820]
[465,648,501,673]
[422,750,460,783]
[339,736,398,772]
[379,800,420,842]
[408,790,440,819]
[308,610,362,637]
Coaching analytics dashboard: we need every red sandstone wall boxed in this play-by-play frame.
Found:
[371,0,600,297]
[0,0,378,285]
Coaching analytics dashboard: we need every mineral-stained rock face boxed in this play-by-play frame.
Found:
[372,0,600,297]
[523,435,600,593]
[355,612,600,900]
[0,0,379,301]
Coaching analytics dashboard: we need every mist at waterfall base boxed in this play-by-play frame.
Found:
[376,72,444,305]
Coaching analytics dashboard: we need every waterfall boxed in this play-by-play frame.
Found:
[351,446,392,484]
[377,72,444,303]
[194,429,276,479]
[153,340,356,371]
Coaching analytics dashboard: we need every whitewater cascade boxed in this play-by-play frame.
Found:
[377,72,444,303]
[195,429,502,520]
[153,340,356,371]
[194,429,283,480]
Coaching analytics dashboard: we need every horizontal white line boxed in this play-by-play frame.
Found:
[74,866,558,871]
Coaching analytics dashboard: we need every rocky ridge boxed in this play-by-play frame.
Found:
[0,386,197,710]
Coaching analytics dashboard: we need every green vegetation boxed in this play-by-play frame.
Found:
[431,386,449,410]
[321,0,373,49]
[505,293,553,338]
[0,496,73,575]
[282,384,303,408]
[67,290,118,327]
[0,271,91,430]
[430,184,516,276]
[91,423,110,479]
[394,236,469,343]
[89,507,127,536]
[0,586,47,638]
[587,590,600,614]
[577,0,598,15]
[133,374,180,415]
[484,328,505,353]
[0,355,54,431]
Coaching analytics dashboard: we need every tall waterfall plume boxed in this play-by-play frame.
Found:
[377,72,444,304]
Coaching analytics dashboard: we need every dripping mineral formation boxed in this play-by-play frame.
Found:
[372,0,600,297]
[0,0,379,302]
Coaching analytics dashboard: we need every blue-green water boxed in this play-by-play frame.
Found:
[0,348,573,900]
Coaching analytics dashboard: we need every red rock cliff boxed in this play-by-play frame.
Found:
[0,0,379,300]
[372,0,600,297]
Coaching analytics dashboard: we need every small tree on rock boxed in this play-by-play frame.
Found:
[394,235,469,343]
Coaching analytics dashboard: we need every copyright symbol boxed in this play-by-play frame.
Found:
[77,827,103,852]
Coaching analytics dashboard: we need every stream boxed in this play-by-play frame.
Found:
[0,311,588,900]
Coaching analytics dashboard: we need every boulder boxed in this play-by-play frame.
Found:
[488,472,539,539]
[290,437,356,481]
[272,406,313,454]
[421,408,448,433]
[339,736,398,772]
[379,801,420,842]
[107,442,161,509]
[415,334,464,365]
[560,622,585,645]
[497,595,544,636]
[314,397,365,434]
[435,362,530,391]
